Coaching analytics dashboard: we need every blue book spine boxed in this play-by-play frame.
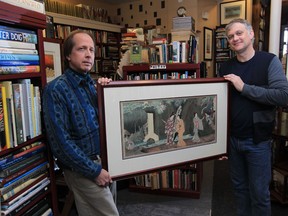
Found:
[0,54,39,61]
[2,162,48,187]
[0,60,39,66]
[0,25,37,44]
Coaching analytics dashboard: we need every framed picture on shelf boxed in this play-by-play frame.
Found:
[220,0,246,25]
[97,78,229,179]
[43,38,63,83]
[204,27,213,61]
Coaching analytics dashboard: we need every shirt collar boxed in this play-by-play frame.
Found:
[65,68,95,88]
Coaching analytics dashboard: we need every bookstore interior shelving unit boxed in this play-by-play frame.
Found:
[46,12,122,80]
[252,0,270,52]
[214,25,235,77]
[122,63,203,198]
[0,2,58,215]
[123,63,200,80]
[271,109,288,204]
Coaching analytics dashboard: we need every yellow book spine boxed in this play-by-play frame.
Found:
[1,86,11,149]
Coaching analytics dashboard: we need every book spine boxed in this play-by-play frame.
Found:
[2,177,49,207]
[0,157,46,187]
[0,60,39,66]
[0,29,37,44]
[1,81,16,148]
[0,143,45,170]
[0,152,44,178]
[1,173,47,202]
[0,65,40,74]
[20,79,34,139]
[1,87,11,150]
[0,162,47,195]
[0,47,38,55]
[2,0,45,14]
[0,86,6,151]
[12,83,25,144]
[0,40,36,50]
[0,54,39,61]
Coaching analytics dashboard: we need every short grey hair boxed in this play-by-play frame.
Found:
[225,18,253,35]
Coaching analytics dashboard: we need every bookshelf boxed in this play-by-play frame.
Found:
[123,63,200,80]
[122,63,202,198]
[45,12,122,80]
[271,109,288,204]
[252,0,270,51]
[129,163,203,199]
[0,2,57,215]
[214,25,235,77]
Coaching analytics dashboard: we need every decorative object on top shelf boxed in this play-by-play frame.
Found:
[43,39,63,83]
[203,27,213,61]
[97,78,229,180]
[177,6,187,17]
[220,0,246,25]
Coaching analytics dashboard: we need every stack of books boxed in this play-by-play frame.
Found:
[0,142,52,215]
[0,25,40,74]
[172,16,195,32]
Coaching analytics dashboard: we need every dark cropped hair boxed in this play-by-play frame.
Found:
[63,29,95,70]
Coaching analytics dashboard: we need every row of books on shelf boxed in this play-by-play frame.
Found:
[127,71,198,81]
[45,0,109,23]
[0,24,40,74]
[133,167,198,191]
[0,79,42,150]
[128,36,197,65]
[0,142,52,215]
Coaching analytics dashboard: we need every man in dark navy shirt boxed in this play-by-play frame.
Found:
[43,30,119,216]
[219,18,288,216]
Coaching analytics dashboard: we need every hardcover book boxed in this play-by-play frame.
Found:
[0,54,39,61]
[0,47,38,55]
[0,65,40,74]
[0,60,39,66]
[0,25,37,44]
[0,40,36,50]
[0,81,17,148]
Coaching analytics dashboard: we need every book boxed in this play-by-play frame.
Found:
[0,152,45,178]
[12,83,25,144]
[0,53,39,61]
[0,142,45,171]
[33,86,41,136]
[1,176,49,206]
[0,25,37,44]
[1,178,50,215]
[0,86,11,150]
[1,173,47,202]
[0,161,48,195]
[0,65,40,74]
[0,157,46,187]
[0,53,40,61]
[0,60,39,66]
[21,196,49,216]
[1,0,45,14]
[20,79,34,139]
[0,40,36,50]
[1,81,17,148]
[0,47,38,55]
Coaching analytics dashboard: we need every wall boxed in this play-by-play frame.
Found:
[51,0,253,77]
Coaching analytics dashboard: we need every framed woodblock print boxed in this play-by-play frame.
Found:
[97,78,229,179]
[220,0,246,25]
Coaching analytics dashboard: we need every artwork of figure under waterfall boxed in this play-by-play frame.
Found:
[120,95,217,159]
